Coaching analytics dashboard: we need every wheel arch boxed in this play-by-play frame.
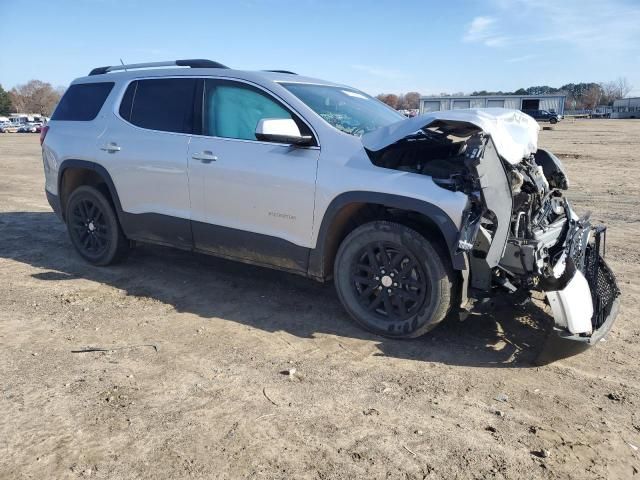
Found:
[307,191,465,281]
[58,160,123,222]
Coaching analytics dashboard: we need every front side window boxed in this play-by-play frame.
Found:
[120,78,197,134]
[203,80,297,141]
[281,83,404,136]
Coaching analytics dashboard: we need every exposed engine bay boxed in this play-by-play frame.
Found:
[366,116,620,343]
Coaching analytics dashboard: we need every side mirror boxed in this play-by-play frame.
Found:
[255,118,314,146]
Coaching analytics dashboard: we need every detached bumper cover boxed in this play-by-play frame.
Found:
[546,225,621,344]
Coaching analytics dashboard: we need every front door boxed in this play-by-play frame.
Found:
[188,79,320,272]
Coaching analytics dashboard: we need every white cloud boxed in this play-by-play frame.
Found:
[463,16,510,47]
[465,16,495,39]
[506,54,538,63]
[464,0,640,54]
[480,0,640,51]
[484,36,508,47]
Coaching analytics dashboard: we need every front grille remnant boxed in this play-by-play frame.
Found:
[581,227,621,330]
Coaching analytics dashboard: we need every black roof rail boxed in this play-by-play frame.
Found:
[176,59,229,69]
[264,70,298,75]
[89,59,229,76]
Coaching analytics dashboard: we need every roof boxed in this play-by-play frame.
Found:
[73,68,345,89]
[613,97,640,105]
[75,59,344,88]
[421,94,567,100]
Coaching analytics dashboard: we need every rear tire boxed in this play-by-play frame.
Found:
[550,117,558,124]
[334,221,454,338]
[65,185,129,266]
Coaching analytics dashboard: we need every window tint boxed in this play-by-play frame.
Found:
[51,82,114,121]
[127,78,197,133]
[204,80,298,141]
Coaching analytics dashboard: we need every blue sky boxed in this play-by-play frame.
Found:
[2,0,639,96]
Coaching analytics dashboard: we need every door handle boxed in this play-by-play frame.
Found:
[192,151,218,163]
[100,142,121,153]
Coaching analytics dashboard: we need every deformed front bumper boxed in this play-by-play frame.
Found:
[545,224,621,344]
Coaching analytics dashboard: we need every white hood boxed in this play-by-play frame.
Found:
[361,108,540,165]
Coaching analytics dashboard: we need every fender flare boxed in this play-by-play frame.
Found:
[307,191,465,279]
[57,159,124,219]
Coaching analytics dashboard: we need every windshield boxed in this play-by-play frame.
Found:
[281,83,404,136]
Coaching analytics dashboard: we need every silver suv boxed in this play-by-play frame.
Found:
[42,59,619,345]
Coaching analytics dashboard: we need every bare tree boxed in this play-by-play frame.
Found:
[614,77,632,98]
[582,85,603,110]
[376,93,399,109]
[600,77,633,105]
[9,80,61,115]
[600,81,618,105]
[403,92,421,110]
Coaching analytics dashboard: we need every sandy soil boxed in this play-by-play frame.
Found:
[1,120,639,479]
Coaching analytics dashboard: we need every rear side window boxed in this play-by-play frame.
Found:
[120,78,197,134]
[51,82,114,121]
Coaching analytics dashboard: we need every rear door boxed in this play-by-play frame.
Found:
[98,77,198,247]
[188,78,320,272]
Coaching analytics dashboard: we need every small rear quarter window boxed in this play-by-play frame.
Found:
[51,82,114,121]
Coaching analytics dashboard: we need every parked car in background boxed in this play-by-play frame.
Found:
[522,109,561,124]
[0,122,19,133]
[18,123,39,133]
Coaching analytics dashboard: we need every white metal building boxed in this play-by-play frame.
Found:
[420,94,566,115]
[611,97,640,119]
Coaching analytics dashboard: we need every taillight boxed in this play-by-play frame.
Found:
[39,125,49,146]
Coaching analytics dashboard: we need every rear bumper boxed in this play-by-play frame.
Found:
[46,190,63,221]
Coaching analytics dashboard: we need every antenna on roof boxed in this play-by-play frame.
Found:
[120,59,127,71]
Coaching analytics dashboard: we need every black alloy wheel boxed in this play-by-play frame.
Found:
[334,221,454,338]
[70,198,110,258]
[350,241,428,322]
[65,185,129,265]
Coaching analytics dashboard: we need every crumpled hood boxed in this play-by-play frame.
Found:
[361,108,540,165]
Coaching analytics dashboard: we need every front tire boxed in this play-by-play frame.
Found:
[334,221,454,338]
[65,185,129,266]
[550,117,558,124]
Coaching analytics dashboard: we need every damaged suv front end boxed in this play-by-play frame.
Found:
[362,109,620,344]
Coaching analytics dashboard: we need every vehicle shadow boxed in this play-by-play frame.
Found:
[1,211,585,367]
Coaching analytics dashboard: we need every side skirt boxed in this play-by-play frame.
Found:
[119,212,311,276]
[191,220,310,274]
[120,212,193,250]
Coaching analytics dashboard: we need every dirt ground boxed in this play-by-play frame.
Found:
[1,120,639,479]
